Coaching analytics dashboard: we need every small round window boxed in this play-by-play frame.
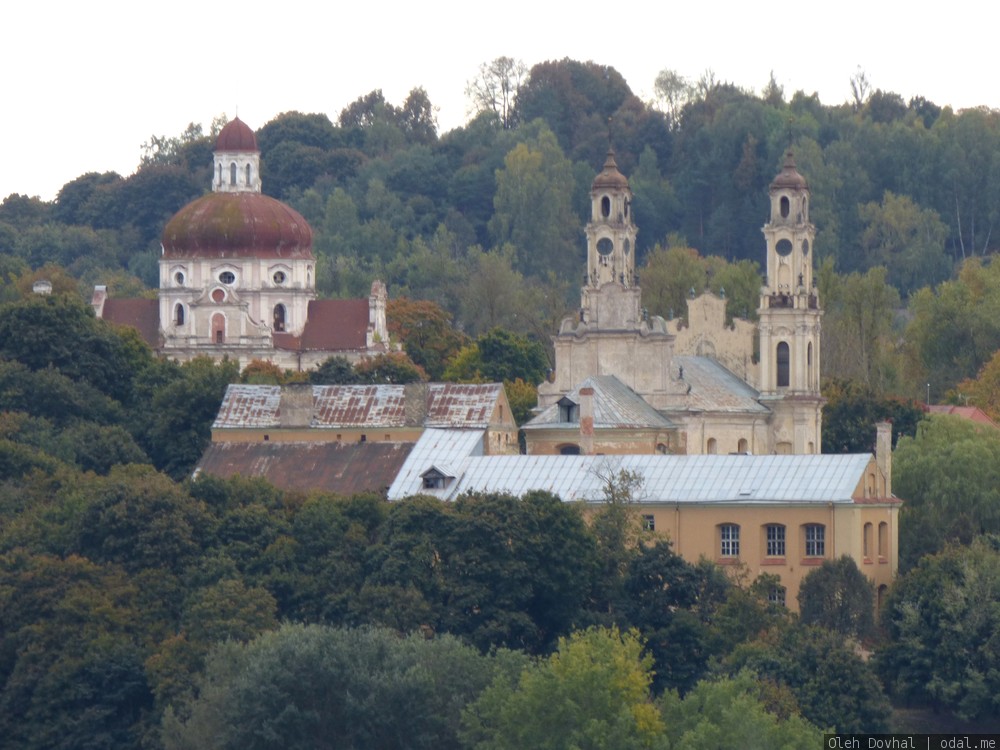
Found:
[174,271,185,286]
[776,239,793,256]
[597,238,614,256]
[219,271,236,285]
[273,270,287,285]
[211,288,226,303]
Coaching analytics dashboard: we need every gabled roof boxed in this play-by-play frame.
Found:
[426,383,506,428]
[524,375,674,430]
[299,299,372,351]
[196,440,413,495]
[925,404,998,428]
[100,298,160,349]
[673,356,769,414]
[213,384,282,428]
[213,383,507,430]
[388,452,879,504]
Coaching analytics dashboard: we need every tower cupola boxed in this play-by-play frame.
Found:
[585,150,637,289]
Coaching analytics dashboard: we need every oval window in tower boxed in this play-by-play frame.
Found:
[801,239,809,256]
[597,238,614,255]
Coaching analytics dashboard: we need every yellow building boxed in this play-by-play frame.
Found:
[389,423,899,613]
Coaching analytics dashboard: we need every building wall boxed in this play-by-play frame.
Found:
[631,499,898,611]
[667,294,759,388]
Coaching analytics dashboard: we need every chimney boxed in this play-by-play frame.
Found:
[279,384,313,428]
[579,387,595,455]
[404,382,429,426]
[875,421,892,497]
[90,285,107,317]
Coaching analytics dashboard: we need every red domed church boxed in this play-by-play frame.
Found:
[93,117,390,370]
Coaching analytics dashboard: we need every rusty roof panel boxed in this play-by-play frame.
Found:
[196,440,414,495]
[313,385,407,427]
[425,383,502,428]
[214,384,282,428]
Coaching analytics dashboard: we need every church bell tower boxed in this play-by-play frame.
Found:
[757,152,823,453]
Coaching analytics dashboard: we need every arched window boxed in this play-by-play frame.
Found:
[230,162,237,186]
[211,313,226,344]
[776,342,790,387]
[245,163,252,186]
[878,522,888,559]
[780,195,790,218]
[707,437,717,454]
[863,522,873,559]
[601,196,610,218]
[217,163,222,185]
[807,342,813,384]
[174,303,185,326]
[273,304,286,332]
[737,438,748,453]
[559,444,581,455]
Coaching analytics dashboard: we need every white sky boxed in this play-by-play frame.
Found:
[3,0,996,202]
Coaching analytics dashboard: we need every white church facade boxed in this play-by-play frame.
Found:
[531,151,823,456]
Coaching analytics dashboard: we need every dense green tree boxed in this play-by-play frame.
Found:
[0,293,153,404]
[893,415,1000,569]
[353,351,427,384]
[859,191,951,294]
[444,327,548,386]
[821,379,924,454]
[820,264,903,392]
[488,127,579,280]
[797,556,876,641]
[308,355,358,385]
[723,623,891,733]
[876,536,1000,720]
[658,670,823,748]
[387,297,468,380]
[140,356,240,479]
[622,541,729,693]
[461,626,666,750]
[163,624,510,750]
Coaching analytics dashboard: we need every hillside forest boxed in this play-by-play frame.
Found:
[3,58,1000,747]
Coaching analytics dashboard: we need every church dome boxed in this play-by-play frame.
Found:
[770,151,808,190]
[162,192,314,260]
[216,117,258,152]
[591,150,630,191]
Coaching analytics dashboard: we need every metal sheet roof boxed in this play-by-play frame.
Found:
[387,429,486,499]
[213,383,505,430]
[673,356,769,414]
[524,375,675,430]
[213,384,282,428]
[391,453,874,504]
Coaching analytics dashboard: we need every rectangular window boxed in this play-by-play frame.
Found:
[642,514,655,532]
[766,525,786,557]
[805,525,825,557]
[720,524,740,557]
[768,586,786,607]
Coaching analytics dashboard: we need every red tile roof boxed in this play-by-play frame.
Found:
[100,298,160,348]
[299,299,371,351]
[925,404,998,427]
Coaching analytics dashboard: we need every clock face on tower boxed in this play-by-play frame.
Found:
[776,239,793,256]
[597,238,613,256]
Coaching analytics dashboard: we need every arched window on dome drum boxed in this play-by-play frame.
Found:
[776,342,790,387]
[174,303,185,326]
[246,163,252,186]
[212,313,226,344]
[601,196,610,218]
[217,163,222,186]
[230,162,237,186]
[273,304,286,332]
